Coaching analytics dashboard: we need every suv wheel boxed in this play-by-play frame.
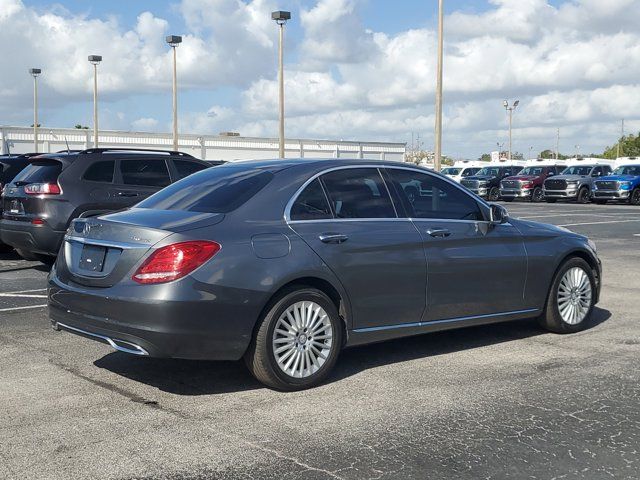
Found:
[531,187,544,203]
[245,288,343,391]
[538,257,595,334]
[488,187,500,201]
[577,187,590,204]
[630,188,640,206]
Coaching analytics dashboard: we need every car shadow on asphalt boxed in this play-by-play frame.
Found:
[0,250,50,273]
[93,307,611,395]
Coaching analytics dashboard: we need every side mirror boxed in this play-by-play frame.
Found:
[592,171,601,177]
[547,171,555,177]
[490,203,509,224]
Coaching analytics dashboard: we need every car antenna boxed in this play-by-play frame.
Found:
[64,136,70,153]
[4,136,10,155]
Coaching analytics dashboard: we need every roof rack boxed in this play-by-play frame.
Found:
[79,148,194,157]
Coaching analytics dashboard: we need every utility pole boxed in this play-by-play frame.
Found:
[88,56,102,148]
[503,100,519,161]
[29,68,41,153]
[166,35,182,152]
[272,11,291,159]
[433,0,444,172]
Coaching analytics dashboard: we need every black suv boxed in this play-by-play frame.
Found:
[460,164,523,201]
[0,148,213,260]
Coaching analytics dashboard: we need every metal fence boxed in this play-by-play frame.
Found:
[0,126,406,162]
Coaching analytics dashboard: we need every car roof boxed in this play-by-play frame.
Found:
[216,158,418,173]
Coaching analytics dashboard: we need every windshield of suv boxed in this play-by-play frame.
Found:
[441,168,461,175]
[517,167,544,176]
[612,165,640,176]
[561,166,593,176]
[137,167,273,214]
[476,167,500,177]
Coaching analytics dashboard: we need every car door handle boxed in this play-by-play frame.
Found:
[426,228,451,238]
[117,192,139,197]
[319,233,349,244]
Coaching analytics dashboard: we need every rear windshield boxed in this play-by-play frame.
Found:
[137,167,273,213]
[11,161,62,184]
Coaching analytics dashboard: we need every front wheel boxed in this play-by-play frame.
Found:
[577,187,590,204]
[531,187,544,203]
[245,288,343,391]
[488,187,500,202]
[630,188,640,206]
[538,257,596,334]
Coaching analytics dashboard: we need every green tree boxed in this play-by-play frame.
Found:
[603,133,640,159]
[478,153,491,162]
[74,124,89,129]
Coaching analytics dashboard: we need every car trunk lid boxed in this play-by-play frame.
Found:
[57,209,224,288]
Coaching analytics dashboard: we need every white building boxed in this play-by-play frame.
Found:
[0,126,406,162]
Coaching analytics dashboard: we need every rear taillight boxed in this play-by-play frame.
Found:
[24,183,61,195]
[132,240,221,285]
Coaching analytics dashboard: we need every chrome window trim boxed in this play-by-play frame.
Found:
[284,164,492,224]
[65,235,150,250]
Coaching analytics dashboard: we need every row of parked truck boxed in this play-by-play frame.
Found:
[442,157,640,205]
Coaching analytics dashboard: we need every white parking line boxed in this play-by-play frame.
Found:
[0,305,47,313]
[0,288,46,294]
[558,219,640,227]
[0,289,48,299]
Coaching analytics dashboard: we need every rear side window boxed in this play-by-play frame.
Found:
[120,159,170,187]
[320,168,396,219]
[137,168,273,214]
[290,179,332,221]
[83,160,114,183]
[12,161,62,184]
[173,160,209,180]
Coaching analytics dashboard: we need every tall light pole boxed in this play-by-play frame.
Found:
[166,35,182,152]
[272,10,291,159]
[503,99,519,161]
[29,68,41,153]
[88,55,102,148]
[434,0,444,172]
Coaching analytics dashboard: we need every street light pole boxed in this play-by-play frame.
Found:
[503,100,519,160]
[88,55,102,148]
[434,0,444,172]
[166,35,182,152]
[29,68,41,153]
[272,11,291,159]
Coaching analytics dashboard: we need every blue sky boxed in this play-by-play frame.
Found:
[2,0,639,158]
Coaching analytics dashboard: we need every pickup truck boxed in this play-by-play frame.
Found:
[543,164,613,203]
[500,164,564,202]
[460,165,522,201]
[592,163,640,205]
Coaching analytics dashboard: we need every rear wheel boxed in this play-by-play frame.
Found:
[488,187,500,202]
[630,188,640,206]
[531,187,544,203]
[577,187,590,204]
[245,288,343,391]
[538,257,595,334]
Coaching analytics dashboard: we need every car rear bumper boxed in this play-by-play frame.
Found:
[0,219,64,255]
[48,273,256,361]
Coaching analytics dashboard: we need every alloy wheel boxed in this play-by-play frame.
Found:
[532,187,543,203]
[272,301,334,379]
[557,267,592,325]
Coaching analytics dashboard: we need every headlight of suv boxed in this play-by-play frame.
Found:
[620,181,632,190]
[566,181,578,188]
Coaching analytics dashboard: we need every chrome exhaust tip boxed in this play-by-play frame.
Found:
[57,322,149,356]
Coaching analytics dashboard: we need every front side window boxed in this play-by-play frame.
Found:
[561,166,592,176]
[83,160,114,183]
[290,178,332,221]
[612,166,640,176]
[441,168,461,176]
[518,167,543,176]
[476,167,501,177]
[120,159,171,187]
[462,168,479,177]
[320,168,396,219]
[387,168,484,221]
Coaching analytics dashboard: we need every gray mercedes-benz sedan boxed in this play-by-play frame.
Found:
[48,159,601,390]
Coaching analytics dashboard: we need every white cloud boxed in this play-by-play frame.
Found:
[131,117,159,131]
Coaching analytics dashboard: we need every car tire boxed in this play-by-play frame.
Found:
[538,257,596,334]
[577,187,590,204]
[545,198,557,203]
[15,249,39,261]
[531,187,544,203]
[245,288,343,391]
[630,188,640,206]
[488,187,500,201]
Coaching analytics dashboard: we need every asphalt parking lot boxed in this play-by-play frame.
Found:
[1,201,639,480]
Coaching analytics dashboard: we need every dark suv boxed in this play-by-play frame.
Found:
[460,164,523,201]
[0,148,212,260]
